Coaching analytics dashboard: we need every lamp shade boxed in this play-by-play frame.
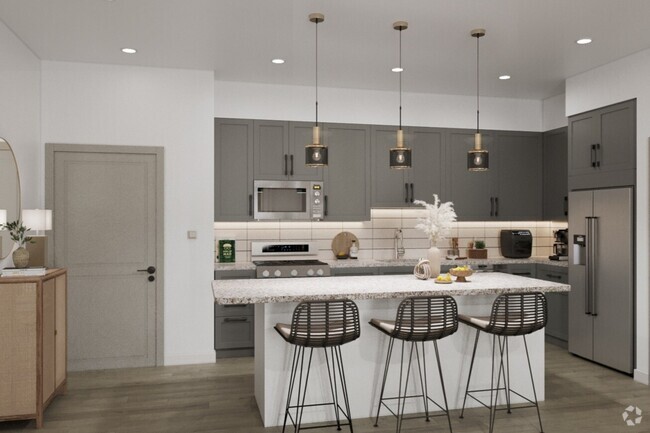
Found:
[0,209,6,226]
[22,209,53,231]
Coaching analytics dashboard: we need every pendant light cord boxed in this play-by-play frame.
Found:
[399,28,402,130]
[476,34,480,133]
[315,20,319,126]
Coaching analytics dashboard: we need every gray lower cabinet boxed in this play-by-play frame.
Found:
[543,127,568,221]
[253,120,323,181]
[494,263,536,278]
[323,123,371,221]
[568,99,636,189]
[446,130,497,220]
[536,265,569,344]
[371,126,445,207]
[214,118,254,221]
[214,269,255,358]
[331,267,379,276]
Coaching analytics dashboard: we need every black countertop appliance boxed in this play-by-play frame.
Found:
[500,230,533,258]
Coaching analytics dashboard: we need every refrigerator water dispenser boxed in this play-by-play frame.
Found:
[573,234,586,265]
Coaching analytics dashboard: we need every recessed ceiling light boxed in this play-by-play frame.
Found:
[391,67,404,73]
[499,75,511,80]
[576,38,592,45]
[121,48,137,54]
[271,58,285,64]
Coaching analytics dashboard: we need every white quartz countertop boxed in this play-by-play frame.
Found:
[214,256,568,272]
[212,272,570,304]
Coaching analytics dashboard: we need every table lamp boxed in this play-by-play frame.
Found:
[22,209,52,267]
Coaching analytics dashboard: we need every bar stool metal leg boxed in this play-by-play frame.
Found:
[524,335,544,433]
[334,346,354,433]
[283,346,301,433]
[434,340,453,433]
[374,337,395,427]
[296,348,315,433]
[415,342,430,422]
[324,347,342,430]
[397,342,415,433]
[459,328,480,419]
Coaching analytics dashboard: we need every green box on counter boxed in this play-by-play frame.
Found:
[218,240,236,263]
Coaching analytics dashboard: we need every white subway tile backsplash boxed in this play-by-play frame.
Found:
[311,221,344,230]
[280,221,312,229]
[280,229,312,240]
[247,229,281,240]
[312,228,346,240]
[371,208,402,218]
[342,221,373,230]
[214,222,248,230]
[373,228,398,239]
[458,227,486,238]
[372,218,403,229]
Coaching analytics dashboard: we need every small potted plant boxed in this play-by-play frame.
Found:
[1,220,33,268]
[468,239,488,259]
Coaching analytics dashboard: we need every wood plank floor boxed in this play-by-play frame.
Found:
[1,344,648,432]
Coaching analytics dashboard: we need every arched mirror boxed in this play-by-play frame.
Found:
[0,138,21,259]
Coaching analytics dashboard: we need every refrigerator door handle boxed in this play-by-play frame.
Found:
[591,217,599,316]
[585,217,592,315]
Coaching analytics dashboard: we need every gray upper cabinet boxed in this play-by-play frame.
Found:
[568,99,636,189]
[323,123,371,221]
[371,126,445,207]
[253,120,322,181]
[495,132,542,221]
[446,130,497,220]
[215,118,254,221]
[543,127,568,221]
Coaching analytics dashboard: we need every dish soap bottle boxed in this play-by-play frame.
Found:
[349,240,359,259]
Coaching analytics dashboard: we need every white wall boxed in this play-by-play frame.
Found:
[0,20,41,268]
[542,93,568,131]
[566,48,650,384]
[215,81,543,132]
[41,61,215,365]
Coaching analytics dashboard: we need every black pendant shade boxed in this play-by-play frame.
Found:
[305,13,328,167]
[306,144,328,166]
[467,149,489,171]
[390,147,412,169]
[468,28,489,171]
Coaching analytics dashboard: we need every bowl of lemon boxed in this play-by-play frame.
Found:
[434,273,453,284]
[449,265,474,282]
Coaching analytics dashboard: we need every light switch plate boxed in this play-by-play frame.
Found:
[187,230,197,239]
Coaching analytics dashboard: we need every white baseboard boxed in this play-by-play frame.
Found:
[164,352,215,366]
[634,369,649,385]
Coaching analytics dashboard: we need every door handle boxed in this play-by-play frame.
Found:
[404,183,409,203]
[284,154,288,176]
[138,266,156,274]
[410,183,414,203]
[490,197,494,217]
[290,154,294,176]
[495,197,499,217]
[148,275,155,282]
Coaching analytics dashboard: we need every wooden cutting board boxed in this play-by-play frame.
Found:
[331,232,359,257]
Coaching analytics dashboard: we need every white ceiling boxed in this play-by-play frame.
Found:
[1,0,649,100]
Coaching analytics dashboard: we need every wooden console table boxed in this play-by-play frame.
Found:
[0,269,67,428]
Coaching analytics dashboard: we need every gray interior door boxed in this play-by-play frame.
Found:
[568,189,594,360]
[49,145,163,370]
[409,127,445,203]
[592,187,634,373]
[371,125,406,207]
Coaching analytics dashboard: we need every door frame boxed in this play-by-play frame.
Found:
[45,143,165,366]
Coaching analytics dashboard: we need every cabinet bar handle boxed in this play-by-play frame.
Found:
[546,273,562,279]
[490,197,494,217]
[224,304,248,308]
[404,183,409,203]
[223,317,249,323]
[591,144,596,167]
[324,195,328,217]
[248,194,253,216]
[595,143,601,167]
[495,197,499,217]
[284,154,288,176]
[290,154,294,176]
[410,183,414,203]
[564,196,568,216]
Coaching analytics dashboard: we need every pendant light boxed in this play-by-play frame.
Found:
[389,21,412,169]
[468,28,489,171]
[305,13,328,167]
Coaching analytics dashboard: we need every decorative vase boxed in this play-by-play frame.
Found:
[427,245,441,278]
[12,246,29,268]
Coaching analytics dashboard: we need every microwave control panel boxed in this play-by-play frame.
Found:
[311,183,324,220]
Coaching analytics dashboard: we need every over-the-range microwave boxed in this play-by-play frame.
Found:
[253,180,324,221]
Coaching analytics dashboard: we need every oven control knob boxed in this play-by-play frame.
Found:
[262,270,270,278]
[291,269,298,277]
[316,269,324,276]
[314,191,321,197]
[274,270,282,277]
[307,269,315,276]
[314,199,321,205]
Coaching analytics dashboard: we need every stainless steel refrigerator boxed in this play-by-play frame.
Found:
[568,187,634,374]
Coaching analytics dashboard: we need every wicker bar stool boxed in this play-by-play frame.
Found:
[275,299,360,433]
[458,292,547,433]
[369,296,458,433]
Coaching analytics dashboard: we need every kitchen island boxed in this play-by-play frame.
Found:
[212,273,570,427]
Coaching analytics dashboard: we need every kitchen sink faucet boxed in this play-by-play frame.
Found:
[394,229,405,259]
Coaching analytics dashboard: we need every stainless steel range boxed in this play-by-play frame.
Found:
[251,241,331,278]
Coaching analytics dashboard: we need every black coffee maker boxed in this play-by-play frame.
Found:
[549,229,568,261]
